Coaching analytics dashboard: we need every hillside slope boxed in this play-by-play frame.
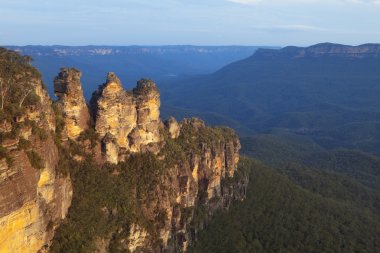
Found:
[160,43,380,154]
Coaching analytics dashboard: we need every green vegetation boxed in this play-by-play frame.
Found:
[26,150,44,170]
[77,128,99,148]
[17,137,31,150]
[0,48,50,171]
[0,47,41,121]
[51,152,167,253]
[52,102,65,139]
[241,133,380,190]
[31,124,48,141]
[189,157,380,253]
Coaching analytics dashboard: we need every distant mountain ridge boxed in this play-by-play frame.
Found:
[6,45,265,57]
[255,43,380,59]
[159,42,380,153]
[3,45,273,99]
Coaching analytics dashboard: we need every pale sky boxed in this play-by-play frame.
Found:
[1,0,380,46]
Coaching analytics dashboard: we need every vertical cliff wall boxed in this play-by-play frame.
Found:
[123,118,246,252]
[0,52,72,253]
[54,68,90,140]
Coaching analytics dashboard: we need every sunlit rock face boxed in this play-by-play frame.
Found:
[0,77,72,253]
[54,68,90,139]
[130,79,162,152]
[121,118,245,252]
[165,117,180,139]
[90,73,162,163]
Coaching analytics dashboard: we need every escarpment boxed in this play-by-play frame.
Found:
[0,49,72,253]
[0,47,247,253]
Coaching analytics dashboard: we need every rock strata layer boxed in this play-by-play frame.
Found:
[0,73,72,253]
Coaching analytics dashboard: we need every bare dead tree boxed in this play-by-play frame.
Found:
[18,89,32,108]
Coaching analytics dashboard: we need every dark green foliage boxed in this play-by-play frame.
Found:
[78,128,99,148]
[0,146,7,159]
[51,152,168,253]
[52,102,65,139]
[26,150,44,170]
[31,124,48,141]
[241,133,380,190]
[176,123,236,155]
[189,157,380,253]
[0,47,42,120]
[17,137,31,150]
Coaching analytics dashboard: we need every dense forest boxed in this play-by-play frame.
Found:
[189,157,380,253]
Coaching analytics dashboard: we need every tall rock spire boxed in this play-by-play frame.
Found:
[54,68,90,139]
[90,73,162,163]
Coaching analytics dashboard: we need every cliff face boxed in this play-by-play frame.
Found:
[0,47,246,253]
[0,51,72,253]
[124,118,246,252]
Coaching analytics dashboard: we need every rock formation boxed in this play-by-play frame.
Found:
[0,47,246,253]
[91,73,162,163]
[165,117,180,139]
[0,61,72,252]
[54,68,90,139]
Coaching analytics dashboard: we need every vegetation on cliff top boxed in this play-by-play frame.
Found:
[0,48,42,118]
[0,49,55,183]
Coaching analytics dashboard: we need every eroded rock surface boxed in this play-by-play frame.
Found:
[54,68,90,139]
[0,75,72,253]
[91,73,162,163]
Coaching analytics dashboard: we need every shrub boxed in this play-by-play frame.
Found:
[27,150,44,170]
[32,124,48,141]
[18,137,31,150]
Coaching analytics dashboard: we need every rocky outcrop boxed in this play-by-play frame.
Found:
[54,68,90,139]
[121,118,246,252]
[0,47,246,253]
[91,73,161,163]
[0,73,72,252]
[165,117,180,139]
[130,79,161,152]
